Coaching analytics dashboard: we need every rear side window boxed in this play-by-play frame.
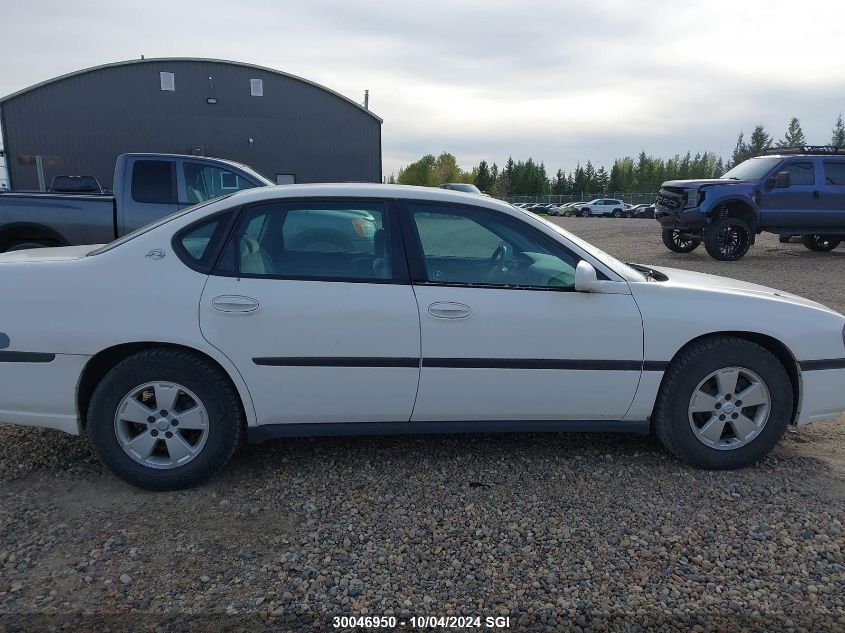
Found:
[221,200,399,281]
[823,161,845,185]
[183,162,257,204]
[783,161,815,186]
[131,160,176,204]
[174,212,233,272]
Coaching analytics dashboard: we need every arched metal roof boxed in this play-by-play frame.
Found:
[0,57,382,122]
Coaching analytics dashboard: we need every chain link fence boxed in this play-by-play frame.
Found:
[505,192,659,205]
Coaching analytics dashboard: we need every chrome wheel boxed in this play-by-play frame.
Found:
[688,367,770,450]
[114,382,209,469]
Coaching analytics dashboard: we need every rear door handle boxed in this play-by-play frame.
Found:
[212,295,260,313]
[428,302,471,319]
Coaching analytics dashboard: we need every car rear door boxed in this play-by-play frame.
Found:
[819,159,845,226]
[198,197,421,426]
[400,200,643,423]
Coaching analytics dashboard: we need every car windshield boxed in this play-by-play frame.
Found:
[87,195,233,256]
[721,157,783,181]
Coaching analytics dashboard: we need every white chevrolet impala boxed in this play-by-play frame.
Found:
[1,185,844,489]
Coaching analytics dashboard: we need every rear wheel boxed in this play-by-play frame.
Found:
[704,217,751,261]
[87,349,243,490]
[778,234,793,244]
[654,337,792,469]
[801,234,841,252]
[661,229,701,253]
[612,210,623,218]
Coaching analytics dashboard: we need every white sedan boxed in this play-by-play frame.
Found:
[1,184,844,489]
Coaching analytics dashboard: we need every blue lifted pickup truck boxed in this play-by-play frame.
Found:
[655,146,845,260]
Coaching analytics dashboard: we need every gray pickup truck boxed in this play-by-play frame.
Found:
[0,153,270,252]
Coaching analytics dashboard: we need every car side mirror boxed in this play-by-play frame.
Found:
[767,171,790,188]
[575,260,601,292]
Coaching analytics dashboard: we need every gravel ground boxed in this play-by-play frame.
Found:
[1,219,844,632]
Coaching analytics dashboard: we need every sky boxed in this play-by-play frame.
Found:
[1,0,844,182]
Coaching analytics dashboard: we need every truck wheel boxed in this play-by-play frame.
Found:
[801,234,841,252]
[704,217,751,261]
[87,349,244,490]
[661,229,701,253]
[580,209,591,217]
[653,336,792,470]
[612,210,623,218]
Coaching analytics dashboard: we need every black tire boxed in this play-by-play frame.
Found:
[612,210,623,218]
[6,241,52,252]
[87,349,244,490]
[704,217,752,261]
[562,210,572,217]
[801,234,841,252]
[661,228,701,253]
[625,211,634,218]
[580,209,591,217]
[778,234,793,244]
[653,336,792,470]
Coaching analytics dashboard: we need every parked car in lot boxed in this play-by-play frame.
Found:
[0,153,268,252]
[629,204,655,219]
[1,184,844,489]
[578,198,627,218]
[655,146,845,260]
[439,183,489,197]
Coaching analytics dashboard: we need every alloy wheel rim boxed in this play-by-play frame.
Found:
[114,382,209,469]
[672,230,695,249]
[688,366,771,450]
[716,224,746,256]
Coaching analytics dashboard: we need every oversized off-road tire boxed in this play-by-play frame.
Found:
[653,336,792,470]
[612,209,623,218]
[87,349,244,490]
[580,208,591,217]
[704,217,752,261]
[801,234,841,252]
[661,229,701,253]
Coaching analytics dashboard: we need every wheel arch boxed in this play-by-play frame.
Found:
[704,196,758,233]
[655,330,800,425]
[0,222,68,251]
[76,341,257,429]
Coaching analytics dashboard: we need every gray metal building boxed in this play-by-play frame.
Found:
[0,58,382,191]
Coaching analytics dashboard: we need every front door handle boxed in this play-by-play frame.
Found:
[428,301,471,319]
[212,295,260,313]
[812,190,820,200]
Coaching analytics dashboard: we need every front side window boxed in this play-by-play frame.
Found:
[183,162,257,204]
[407,204,578,288]
[131,160,176,204]
[222,200,395,280]
[823,161,845,185]
[782,161,816,186]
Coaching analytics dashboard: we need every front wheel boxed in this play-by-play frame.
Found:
[801,234,841,252]
[580,209,591,217]
[661,229,701,253]
[653,337,792,469]
[87,349,244,490]
[704,217,751,261]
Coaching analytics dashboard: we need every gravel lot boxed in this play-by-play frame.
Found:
[1,219,843,632]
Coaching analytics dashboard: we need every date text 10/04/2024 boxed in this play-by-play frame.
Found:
[332,615,512,629]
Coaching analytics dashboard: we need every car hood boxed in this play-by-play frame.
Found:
[661,178,748,188]
[645,265,836,312]
[0,244,102,262]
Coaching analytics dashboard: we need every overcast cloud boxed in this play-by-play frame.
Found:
[2,0,844,177]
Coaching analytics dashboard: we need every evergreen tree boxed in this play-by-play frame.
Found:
[778,117,805,148]
[730,132,748,167]
[474,160,494,193]
[832,114,845,147]
[748,125,773,157]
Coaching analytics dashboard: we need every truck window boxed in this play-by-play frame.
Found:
[823,161,845,185]
[782,161,815,186]
[183,162,257,204]
[131,161,176,204]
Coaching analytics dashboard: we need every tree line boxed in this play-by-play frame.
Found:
[388,115,845,198]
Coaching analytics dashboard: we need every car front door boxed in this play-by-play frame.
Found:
[758,159,821,227]
[400,201,643,423]
[198,198,421,426]
[820,160,845,226]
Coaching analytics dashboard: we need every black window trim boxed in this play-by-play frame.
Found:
[130,158,178,205]
[171,208,241,274]
[396,199,587,293]
[208,196,411,285]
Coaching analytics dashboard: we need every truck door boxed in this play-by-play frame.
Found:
[819,159,845,226]
[758,159,821,228]
[120,158,180,234]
